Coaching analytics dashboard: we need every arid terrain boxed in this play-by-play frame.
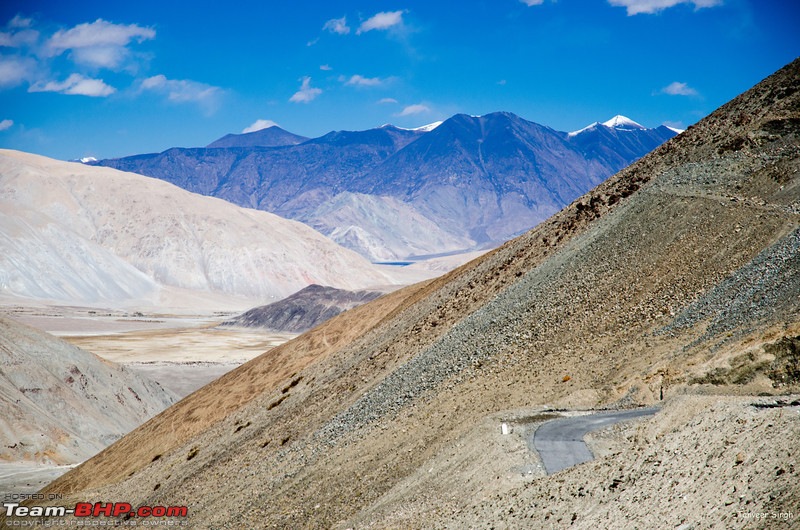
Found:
[0,304,297,501]
[0,315,176,500]
[2,304,295,397]
[5,58,794,529]
[0,149,400,307]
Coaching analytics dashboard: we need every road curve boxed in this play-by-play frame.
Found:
[532,407,659,475]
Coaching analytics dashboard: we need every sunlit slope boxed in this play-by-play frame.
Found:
[0,150,391,307]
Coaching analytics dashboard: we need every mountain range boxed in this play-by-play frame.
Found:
[93,113,676,260]
[36,59,800,528]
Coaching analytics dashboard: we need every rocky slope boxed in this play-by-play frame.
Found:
[0,317,175,465]
[0,150,392,308]
[220,284,383,333]
[27,59,800,528]
[94,113,674,260]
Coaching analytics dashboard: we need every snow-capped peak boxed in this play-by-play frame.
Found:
[568,122,600,137]
[602,115,645,130]
[413,121,443,132]
[79,157,98,164]
[665,125,685,134]
[392,121,443,133]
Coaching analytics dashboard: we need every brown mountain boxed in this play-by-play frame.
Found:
[28,59,800,528]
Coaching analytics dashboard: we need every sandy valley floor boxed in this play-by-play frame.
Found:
[2,304,295,398]
[0,304,294,498]
[65,323,295,397]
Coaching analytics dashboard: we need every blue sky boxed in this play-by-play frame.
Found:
[0,0,798,160]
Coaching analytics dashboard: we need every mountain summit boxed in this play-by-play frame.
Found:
[602,114,645,129]
[206,125,308,148]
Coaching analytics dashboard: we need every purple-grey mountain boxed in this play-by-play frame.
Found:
[220,284,383,333]
[93,113,676,260]
[205,125,308,148]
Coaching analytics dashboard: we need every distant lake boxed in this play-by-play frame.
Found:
[375,261,413,267]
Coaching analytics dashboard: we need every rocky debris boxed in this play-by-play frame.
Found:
[688,334,800,388]
[662,227,800,340]
[440,395,800,529]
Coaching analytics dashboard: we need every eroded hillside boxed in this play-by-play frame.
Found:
[25,59,800,528]
[0,317,175,468]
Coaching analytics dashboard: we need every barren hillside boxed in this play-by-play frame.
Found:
[25,59,800,528]
[0,150,392,308]
[0,317,175,467]
[221,284,383,333]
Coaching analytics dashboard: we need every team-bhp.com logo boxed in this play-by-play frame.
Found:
[4,502,188,523]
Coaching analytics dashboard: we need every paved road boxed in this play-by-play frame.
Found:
[532,407,659,475]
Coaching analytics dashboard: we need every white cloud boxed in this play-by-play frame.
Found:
[71,46,129,69]
[520,0,545,5]
[29,73,115,97]
[140,74,166,90]
[45,19,155,69]
[289,76,322,103]
[320,64,332,71]
[242,119,279,133]
[0,119,13,131]
[397,103,430,116]
[140,74,222,114]
[1,16,38,47]
[9,15,33,29]
[0,17,154,95]
[378,97,398,104]
[47,19,154,52]
[0,28,39,48]
[659,81,699,96]
[0,55,37,87]
[357,11,405,34]
[662,120,685,131]
[343,74,383,87]
[608,0,722,15]
[141,74,220,102]
[323,16,350,35]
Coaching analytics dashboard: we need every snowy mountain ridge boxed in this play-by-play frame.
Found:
[569,115,652,136]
